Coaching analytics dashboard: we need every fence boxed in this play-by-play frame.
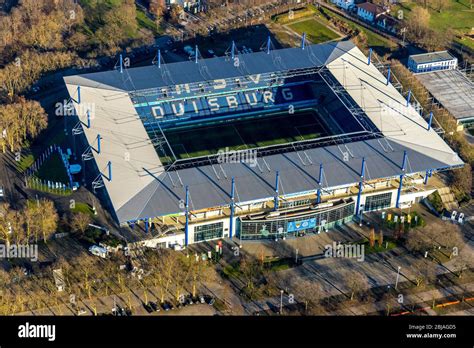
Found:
[24,144,74,195]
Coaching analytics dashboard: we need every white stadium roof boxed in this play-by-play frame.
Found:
[64,40,463,223]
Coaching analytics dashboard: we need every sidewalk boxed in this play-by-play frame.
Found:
[333,282,474,315]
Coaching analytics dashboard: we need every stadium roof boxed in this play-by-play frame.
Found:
[409,51,456,65]
[64,41,354,92]
[64,40,463,224]
[416,69,474,122]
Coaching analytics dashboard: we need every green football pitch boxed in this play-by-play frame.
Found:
[160,110,329,163]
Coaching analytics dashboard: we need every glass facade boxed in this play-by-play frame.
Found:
[280,198,312,209]
[238,201,355,240]
[194,222,224,242]
[364,192,392,212]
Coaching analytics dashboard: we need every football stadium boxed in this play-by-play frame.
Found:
[63,39,464,248]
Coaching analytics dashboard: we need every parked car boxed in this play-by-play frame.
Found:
[199,295,206,304]
[0,186,4,198]
[184,294,194,305]
[204,295,215,305]
[161,301,173,311]
[149,301,160,312]
[143,303,154,313]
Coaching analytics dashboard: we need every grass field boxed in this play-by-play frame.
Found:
[321,7,397,51]
[162,111,329,161]
[393,0,474,49]
[288,18,340,43]
[272,5,318,24]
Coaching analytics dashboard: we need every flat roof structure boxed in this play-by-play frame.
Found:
[409,51,456,65]
[416,69,474,123]
[63,40,463,224]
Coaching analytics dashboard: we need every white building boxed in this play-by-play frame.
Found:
[356,2,388,22]
[408,51,458,74]
[331,0,355,10]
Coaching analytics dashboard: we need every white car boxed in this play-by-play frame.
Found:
[0,186,4,198]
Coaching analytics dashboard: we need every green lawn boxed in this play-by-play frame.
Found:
[16,153,35,173]
[71,202,94,216]
[321,7,397,50]
[394,0,474,33]
[273,5,318,24]
[393,0,474,49]
[288,18,340,44]
[136,7,162,36]
[162,111,328,160]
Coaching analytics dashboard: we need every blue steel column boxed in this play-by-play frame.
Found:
[395,151,408,208]
[367,48,372,65]
[427,112,433,131]
[145,217,149,233]
[157,49,161,69]
[406,89,411,107]
[386,66,391,85]
[424,169,430,185]
[185,185,189,246]
[301,33,306,49]
[274,171,279,211]
[266,36,271,54]
[229,177,235,239]
[119,54,123,73]
[355,157,366,216]
[97,134,101,153]
[107,161,112,181]
[317,163,323,204]
[77,86,81,104]
[231,41,236,60]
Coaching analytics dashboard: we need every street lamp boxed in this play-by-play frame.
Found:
[279,289,284,315]
[395,266,401,290]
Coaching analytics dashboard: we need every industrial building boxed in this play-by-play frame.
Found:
[63,40,463,249]
[408,51,458,74]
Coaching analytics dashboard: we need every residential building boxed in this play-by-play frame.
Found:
[356,2,389,22]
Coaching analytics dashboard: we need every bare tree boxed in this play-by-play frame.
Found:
[293,279,327,315]
[411,259,437,287]
[71,212,91,235]
[342,270,369,300]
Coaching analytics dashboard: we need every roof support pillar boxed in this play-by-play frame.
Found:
[274,171,279,211]
[97,134,101,154]
[185,185,189,246]
[107,161,112,181]
[355,157,366,217]
[424,169,431,185]
[396,151,407,208]
[317,163,323,204]
[229,177,235,239]
[427,112,433,131]
[368,48,372,65]
[386,66,391,85]
[301,33,306,50]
